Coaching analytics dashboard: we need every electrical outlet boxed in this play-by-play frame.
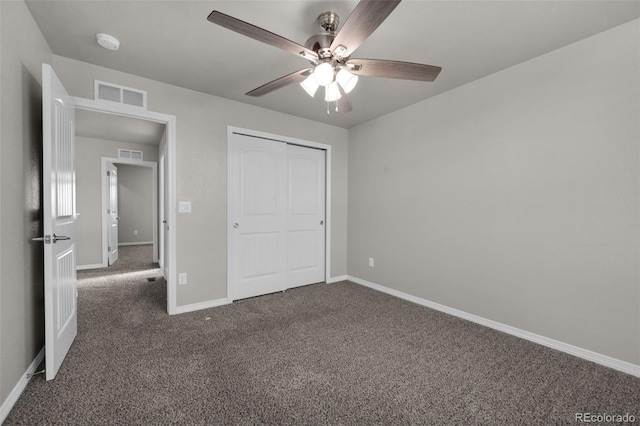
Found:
[369,257,374,267]
[133,230,138,235]
[178,201,192,213]
[179,272,187,285]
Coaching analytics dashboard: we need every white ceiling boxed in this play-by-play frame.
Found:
[27,1,640,129]
[76,109,165,145]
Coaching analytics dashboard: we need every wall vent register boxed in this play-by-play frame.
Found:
[95,80,147,109]
[118,149,143,160]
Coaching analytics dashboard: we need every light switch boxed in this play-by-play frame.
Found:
[178,201,192,213]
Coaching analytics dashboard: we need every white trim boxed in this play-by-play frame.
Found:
[74,96,177,315]
[226,126,333,303]
[76,263,106,271]
[0,347,45,424]
[118,241,153,247]
[174,298,231,314]
[101,157,158,264]
[347,275,640,378]
[326,275,347,283]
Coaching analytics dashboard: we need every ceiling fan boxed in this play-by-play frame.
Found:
[207,0,442,114]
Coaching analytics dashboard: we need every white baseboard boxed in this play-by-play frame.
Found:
[175,298,230,314]
[118,241,153,246]
[0,347,45,424]
[347,275,640,378]
[326,275,348,284]
[76,263,106,271]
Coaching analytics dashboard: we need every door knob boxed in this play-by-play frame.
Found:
[53,234,70,243]
[233,223,239,229]
[320,220,324,225]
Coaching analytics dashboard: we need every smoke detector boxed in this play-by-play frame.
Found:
[96,33,120,51]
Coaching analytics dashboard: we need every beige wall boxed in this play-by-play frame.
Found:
[348,20,640,365]
[2,1,637,412]
[0,0,52,405]
[52,55,349,306]
[117,164,154,245]
[76,136,158,266]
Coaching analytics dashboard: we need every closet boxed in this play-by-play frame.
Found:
[229,132,326,300]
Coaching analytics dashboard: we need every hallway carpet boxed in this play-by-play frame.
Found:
[77,244,159,279]
[5,269,639,424]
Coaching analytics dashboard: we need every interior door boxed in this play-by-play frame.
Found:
[42,63,77,380]
[107,163,119,265]
[286,145,326,287]
[229,134,287,300]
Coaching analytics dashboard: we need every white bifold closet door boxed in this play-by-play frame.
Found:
[229,133,325,301]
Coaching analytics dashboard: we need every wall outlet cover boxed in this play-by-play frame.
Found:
[179,272,187,285]
[178,201,192,213]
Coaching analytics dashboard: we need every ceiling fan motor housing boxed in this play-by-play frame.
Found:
[305,11,340,59]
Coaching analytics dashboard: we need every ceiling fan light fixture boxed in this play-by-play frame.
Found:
[336,69,358,94]
[324,81,342,102]
[300,74,319,97]
[313,62,334,87]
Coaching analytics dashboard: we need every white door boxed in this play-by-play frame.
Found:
[42,64,77,381]
[229,133,326,301]
[286,145,326,287]
[230,135,287,300]
[107,163,119,265]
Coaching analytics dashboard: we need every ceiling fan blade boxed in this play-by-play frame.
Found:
[330,0,402,58]
[208,11,318,61]
[246,68,313,97]
[335,87,352,114]
[346,59,442,81]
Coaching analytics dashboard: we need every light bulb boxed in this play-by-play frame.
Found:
[300,74,319,97]
[324,81,342,102]
[336,69,358,94]
[313,62,334,87]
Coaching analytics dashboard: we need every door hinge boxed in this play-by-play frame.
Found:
[108,246,111,252]
[107,208,111,214]
[107,171,110,176]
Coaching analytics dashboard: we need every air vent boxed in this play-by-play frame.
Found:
[118,149,143,160]
[95,80,147,109]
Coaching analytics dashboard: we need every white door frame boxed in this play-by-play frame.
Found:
[227,126,332,303]
[74,97,178,315]
[159,148,165,271]
[101,157,158,264]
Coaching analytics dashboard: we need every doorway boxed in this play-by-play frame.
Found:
[73,97,178,314]
[100,158,159,267]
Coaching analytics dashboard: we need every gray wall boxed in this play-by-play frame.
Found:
[76,137,158,266]
[52,55,350,307]
[117,164,154,245]
[0,0,52,405]
[347,20,639,365]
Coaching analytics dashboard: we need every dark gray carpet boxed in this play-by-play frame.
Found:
[78,244,159,279]
[5,262,639,424]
